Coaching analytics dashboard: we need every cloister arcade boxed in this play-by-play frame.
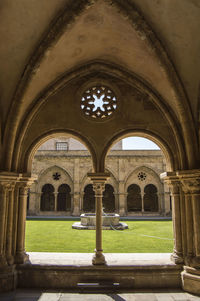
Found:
[27,138,168,217]
[0,0,200,295]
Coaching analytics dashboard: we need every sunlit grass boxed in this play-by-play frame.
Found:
[25,220,173,253]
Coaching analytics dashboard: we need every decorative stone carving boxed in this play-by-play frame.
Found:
[81,86,117,119]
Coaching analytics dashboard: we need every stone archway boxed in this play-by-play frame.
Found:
[57,184,71,211]
[144,184,158,212]
[40,184,55,211]
[127,184,142,212]
[83,184,95,212]
[102,184,115,212]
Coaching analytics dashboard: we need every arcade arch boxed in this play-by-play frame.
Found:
[105,135,169,216]
[0,0,199,294]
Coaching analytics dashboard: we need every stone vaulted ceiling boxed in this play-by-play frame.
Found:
[0,0,200,141]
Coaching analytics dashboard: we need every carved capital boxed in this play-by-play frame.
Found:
[181,178,200,195]
[93,182,105,196]
[168,181,180,195]
[87,172,110,196]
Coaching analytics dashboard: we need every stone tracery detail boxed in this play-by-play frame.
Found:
[138,172,146,181]
[53,172,61,181]
[81,86,117,119]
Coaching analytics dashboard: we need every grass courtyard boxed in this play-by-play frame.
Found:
[25,220,173,253]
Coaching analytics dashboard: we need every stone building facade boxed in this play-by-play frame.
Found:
[28,138,170,216]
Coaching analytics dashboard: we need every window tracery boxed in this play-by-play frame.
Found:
[81,86,117,119]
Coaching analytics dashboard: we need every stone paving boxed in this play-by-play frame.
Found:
[0,289,200,301]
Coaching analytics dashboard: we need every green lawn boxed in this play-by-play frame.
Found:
[25,220,173,253]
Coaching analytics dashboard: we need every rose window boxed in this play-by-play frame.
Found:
[81,86,117,119]
[138,172,146,181]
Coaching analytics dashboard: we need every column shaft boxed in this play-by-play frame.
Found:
[15,185,29,264]
[180,191,187,257]
[170,183,183,263]
[191,193,200,257]
[88,172,109,265]
[12,186,19,258]
[0,185,8,266]
[185,193,194,257]
[6,186,15,265]
[95,192,103,253]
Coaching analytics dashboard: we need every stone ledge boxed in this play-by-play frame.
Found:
[15,253,182,290]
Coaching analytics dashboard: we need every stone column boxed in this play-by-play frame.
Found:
[189,180,200,265]
[169,181,183,263]
[0,183,9,267]
[118,181,126,216]
[181,183,193,263]
[88,172,110,265]
[161,172,183,263]
[15,179,34,264]
[73,158,80,216]
[6,184,15,265]
[178,170,200,295]
[141,191,144,214]
[72,192,80,216]
[118,159,126,216]
[12,185,20,259]
[163,182,171,215]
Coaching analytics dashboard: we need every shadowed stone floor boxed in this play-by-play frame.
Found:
[0,289,200,301]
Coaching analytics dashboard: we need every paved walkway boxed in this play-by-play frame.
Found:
[1,289,200,300]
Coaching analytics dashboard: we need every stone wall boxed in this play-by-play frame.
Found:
[29,148,170,216]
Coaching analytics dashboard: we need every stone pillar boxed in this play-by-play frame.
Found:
[118,181,126,216]
[6,184,15,265]
[15,177,35,264]
[12,185,20,259]
[72,192,80,216]
[88,172,110,265]
[191,191,200,260]
[181,183,193,262]
[0,172,28,292]
[73,158,80,216]
[160,172,183,264]
[177,170,200,296]
[141,191,144,214]
[0,183,9,267]
[163,182,171,215]
[118,159,126,216]
[169,181,183,263]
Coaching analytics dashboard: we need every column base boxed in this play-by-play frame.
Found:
[0,255,8,267]
[6,254,14,265]
[92,250,107,265]
[15,251,30,264]
[182,266,200,296]
[171,252,184,264]
[119,209,126,216]
[72,211,80,216]
[0,265,16,292]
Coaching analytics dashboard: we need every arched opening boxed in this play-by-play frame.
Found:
[105,134,171,216]
[83,184,95,212]
[40,184,55,211]
[103,134,172,253]
[144,184,158,212]
[127,184,142,212]
[57,184,71,211]
[25,134,96,254]
[102,184,115,212]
